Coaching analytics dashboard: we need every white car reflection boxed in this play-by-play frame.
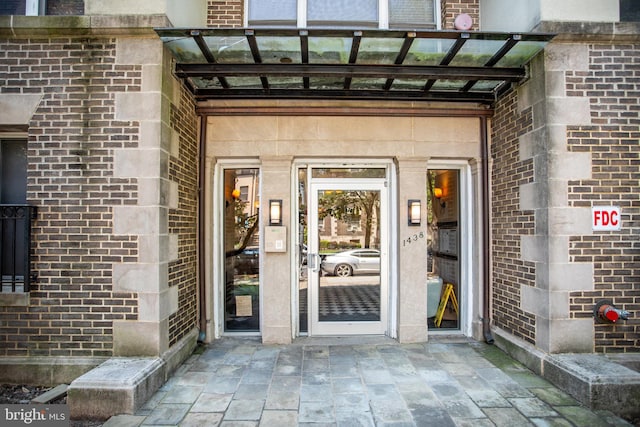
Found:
[320,249,380,277]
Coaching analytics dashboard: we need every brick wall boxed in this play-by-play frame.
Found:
[0,37,140,357]
[167,88,199,347]
[441,0,479,30]
[46,0,84,15]
[566,43,640,353]
[490,90,537,345]
[207,0,243,27]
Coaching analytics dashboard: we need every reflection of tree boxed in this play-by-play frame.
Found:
[318,190,379,248]
[226,198,258,258]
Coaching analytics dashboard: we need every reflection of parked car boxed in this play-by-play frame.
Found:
[320,249,380,277]
[234,247,259,275]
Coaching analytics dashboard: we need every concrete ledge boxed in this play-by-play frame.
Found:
[491,327,546,375]
[493,327,640,420]
[606,353,640,373]
[161,328,199,379]
[0,357,104,386]
[544,354,640,420]
[67,328,198,420]
[68,357,165,420]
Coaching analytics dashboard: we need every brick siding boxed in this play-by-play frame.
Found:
[490,90,537,345]
[441,0,479,30]
[46,0,84,15]
[168,89,199,347]
[566,43,640,353]
[0,37,140,357]
[207,0,243,27]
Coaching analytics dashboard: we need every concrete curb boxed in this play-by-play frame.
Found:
[492,327,640,420]
[67,328,198,420]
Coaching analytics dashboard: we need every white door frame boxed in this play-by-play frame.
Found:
[292,160,396,337]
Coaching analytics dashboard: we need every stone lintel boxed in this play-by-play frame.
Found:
[0,94,42,125]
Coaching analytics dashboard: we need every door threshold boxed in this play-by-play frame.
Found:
[292,335,396,346]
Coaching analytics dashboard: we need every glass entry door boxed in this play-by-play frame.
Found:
[308,179,388,335]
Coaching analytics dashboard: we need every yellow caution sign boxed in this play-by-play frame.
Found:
[434,283,458,328]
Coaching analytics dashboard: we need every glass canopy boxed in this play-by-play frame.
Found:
[155,28,553,104]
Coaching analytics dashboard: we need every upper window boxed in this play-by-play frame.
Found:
[248,0,438,29]
[0,0,84,16]
[0,140,27,204]
[620,0,640,22]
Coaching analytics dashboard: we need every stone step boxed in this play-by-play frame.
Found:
[31,384,68,404]
[67,358,165,421]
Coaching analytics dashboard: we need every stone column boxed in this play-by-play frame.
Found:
[518,44,594,353]
[397,158,429,343]
[112,37,179,356]
[260,156,293,344]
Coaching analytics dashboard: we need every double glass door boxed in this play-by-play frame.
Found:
[306,177,388,335]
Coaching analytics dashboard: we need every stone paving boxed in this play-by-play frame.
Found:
[103,336,633,427]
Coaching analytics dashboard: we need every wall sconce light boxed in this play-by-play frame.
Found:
[408,199,421,226]
[434,187,446,208]
[269,199,282,226]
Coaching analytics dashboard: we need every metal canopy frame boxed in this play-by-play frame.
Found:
[156,28,554,104]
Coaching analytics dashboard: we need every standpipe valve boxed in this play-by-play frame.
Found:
[594,300,630,323]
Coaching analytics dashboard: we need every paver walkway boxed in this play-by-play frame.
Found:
[103,336,633,426]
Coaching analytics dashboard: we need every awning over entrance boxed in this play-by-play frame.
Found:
[155,28,553,104]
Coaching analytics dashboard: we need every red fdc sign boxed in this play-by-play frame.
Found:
[592,206,621,231]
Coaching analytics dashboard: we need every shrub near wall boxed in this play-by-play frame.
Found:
[0,37,140,357]
[567,42,640,353]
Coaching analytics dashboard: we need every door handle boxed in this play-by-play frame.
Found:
[308,253,320,272]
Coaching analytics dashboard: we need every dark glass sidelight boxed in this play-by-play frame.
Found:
[223,168,261,332]
[0,140,33,293]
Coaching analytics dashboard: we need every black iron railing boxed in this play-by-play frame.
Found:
[0,205,36,293]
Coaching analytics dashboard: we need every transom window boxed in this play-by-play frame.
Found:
[248,0,439,29]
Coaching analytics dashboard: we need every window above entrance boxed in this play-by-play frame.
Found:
[155,28,553,104]
[248,0,438,29]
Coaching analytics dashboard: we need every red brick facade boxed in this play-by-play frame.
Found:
[490,41,640,353]
[207,0,244,27]
[441,0,479,30]
[566,43,640,353]
[490,90,537,344]
[167,90,199,347]
[0,37,140,357]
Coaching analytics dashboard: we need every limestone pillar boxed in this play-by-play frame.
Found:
[518,44,594,353]
[397,158,429,343]
[111,37,179,356]
[260,156,294,344]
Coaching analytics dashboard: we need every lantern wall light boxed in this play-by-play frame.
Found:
[408,199,421,226]
[434,187,446,208]
[269,199,282,226]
